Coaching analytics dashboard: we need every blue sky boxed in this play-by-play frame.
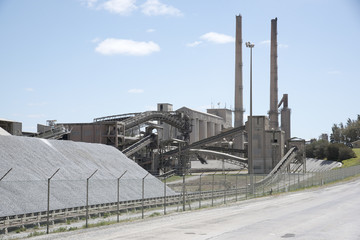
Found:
[0,0,359,140]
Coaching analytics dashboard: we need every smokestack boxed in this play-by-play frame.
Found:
[234,14,244,149]
[279,94,291,142]
[269,17,279,129]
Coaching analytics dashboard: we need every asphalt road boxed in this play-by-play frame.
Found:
[31,178,360,240]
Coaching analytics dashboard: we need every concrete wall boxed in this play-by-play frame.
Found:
[247,116,285,174]
[157,103,177,140]
[207,108,232,129]
[61,123,115,146]
[0,119,22,136]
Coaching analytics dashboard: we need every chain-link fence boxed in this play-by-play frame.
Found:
[1,165,360,235]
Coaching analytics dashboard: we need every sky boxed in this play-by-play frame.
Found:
[0,0,359,141]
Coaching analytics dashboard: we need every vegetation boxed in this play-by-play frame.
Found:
[149,212,161,217]
[15,227,26,233]
[342,148,360,167]
[306,140,356,161]
[331,115,360,143]
[27,231,45,238]
[52,227,67,233]
[83,220,116,228]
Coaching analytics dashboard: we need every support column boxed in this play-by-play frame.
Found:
[207,122,215,137]
[214,124,221,135]
[199,120,207,140]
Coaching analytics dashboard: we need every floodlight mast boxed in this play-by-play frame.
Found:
[246,41,255,193]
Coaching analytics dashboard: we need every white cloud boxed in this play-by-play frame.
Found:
[128,89,144,93]
[146,28,156,33]
[25,88,34,92]
[186,41,202,47]
[95,38,160,56]
[141,0,182,16]
[101,0,137,15]
[200,32,235,44]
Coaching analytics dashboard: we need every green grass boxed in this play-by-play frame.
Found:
[83,220,116,228]
[15,227,26,233]
[149,212,161,218]
[27,231,45,238]
[52,227,68,233]
[68,226,78,231]
[342,148,360,167]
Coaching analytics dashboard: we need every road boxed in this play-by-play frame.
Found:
[31,178,360,240]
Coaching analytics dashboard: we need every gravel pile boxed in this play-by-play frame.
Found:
[0,135,174,217]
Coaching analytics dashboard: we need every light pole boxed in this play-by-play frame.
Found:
[246,41,255,193]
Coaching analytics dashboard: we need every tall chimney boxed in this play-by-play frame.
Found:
[269,17,279,129]
[234,14,244,149]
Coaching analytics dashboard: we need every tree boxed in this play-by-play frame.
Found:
[326,144,339,160]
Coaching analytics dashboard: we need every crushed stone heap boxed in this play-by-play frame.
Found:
[0,135,175,217]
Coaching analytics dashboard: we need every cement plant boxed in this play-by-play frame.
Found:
[0,16,358,238]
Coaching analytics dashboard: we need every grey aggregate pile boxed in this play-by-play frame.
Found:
[305,158,342,172]
[0,135,175,217]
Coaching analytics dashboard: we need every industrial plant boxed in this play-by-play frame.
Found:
[2,15,349,235]
[1,16,305,176]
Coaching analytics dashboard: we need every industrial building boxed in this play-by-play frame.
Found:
[1,15,304,176]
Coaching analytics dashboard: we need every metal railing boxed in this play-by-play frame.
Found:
[1,165,360,235]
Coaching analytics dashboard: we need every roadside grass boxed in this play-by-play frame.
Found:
[342,148,360,167]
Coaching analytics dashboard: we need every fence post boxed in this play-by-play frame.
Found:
[199,172,204,209]
[142,173,150,219]
[0,168,12,235]
[86,169,98,228]
[163,176,167,215]
[224,172,228,204]
[246,174,248,199]
[254,174,257,197]
[235,170,241,202]
[117,170,127,223]
[211,172,215,207]
[47,168,60,234]
[182,174,186,211]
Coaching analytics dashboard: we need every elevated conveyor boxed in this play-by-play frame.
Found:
[36,125,71,140]
[256,147,298,187]
[94,111,191,137]
[163,126,246,156]
[190,149,248,168]
[122,134,155,157]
